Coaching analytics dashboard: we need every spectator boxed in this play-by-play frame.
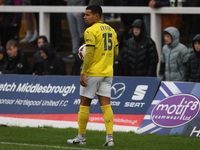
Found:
[0,0,22,47]
[184,0,200,43]
[119,0,147,39]
[44,0,64,51]
[159,27,190,81]
[118,19,158,76]
[20,0,38,43]
[64,0,86,60]
[39,43,66,75]
[0,46,6,72]
[0,39,29,74]
[186,34,200,82]
[28,35,48,75]
[30,0,64,51]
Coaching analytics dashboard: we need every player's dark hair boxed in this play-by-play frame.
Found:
[86,5,102,18]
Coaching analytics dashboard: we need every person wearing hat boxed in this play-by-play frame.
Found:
[27,35,48,75]
[118,18,158,76]
[160,26,190,81]
[39,43,66,75]
[186,34,200,82]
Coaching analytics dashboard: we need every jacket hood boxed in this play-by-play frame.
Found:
[192,34,200,57]
[131,19,147,41]
[163,27,180,48]
[39,43,55,57]
[37,35,48,43]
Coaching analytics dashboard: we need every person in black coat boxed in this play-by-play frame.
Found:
[119,0,147,39]
[118,19,158,77]
[0,39,29,74]
[39,43,66,75]
[186,34,200,82]
[29,35,48,75]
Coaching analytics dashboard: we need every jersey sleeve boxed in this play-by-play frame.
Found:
[84,28,95,46]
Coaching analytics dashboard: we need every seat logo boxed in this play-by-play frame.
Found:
[132,85,148,101]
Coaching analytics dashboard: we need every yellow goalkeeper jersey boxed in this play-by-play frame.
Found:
[83,21,118,77]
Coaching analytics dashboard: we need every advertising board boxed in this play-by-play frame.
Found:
[0,75,161,132]
[137,81,200,137]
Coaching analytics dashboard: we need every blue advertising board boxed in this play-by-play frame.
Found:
[0,75,161,130]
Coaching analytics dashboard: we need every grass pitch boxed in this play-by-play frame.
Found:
[0,125,200,150]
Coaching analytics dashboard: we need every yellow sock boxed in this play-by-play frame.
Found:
[78,105,90,135]
[101,104,114,135]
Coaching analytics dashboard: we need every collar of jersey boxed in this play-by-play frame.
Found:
[96,21,104,24]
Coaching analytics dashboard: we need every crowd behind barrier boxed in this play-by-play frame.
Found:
[0,5,200,80]
[1,5,200,51]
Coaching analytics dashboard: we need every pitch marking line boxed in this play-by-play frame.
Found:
[0,142,103,150]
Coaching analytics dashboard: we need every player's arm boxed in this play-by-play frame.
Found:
[80,45,94,87]
[81,45,94,75]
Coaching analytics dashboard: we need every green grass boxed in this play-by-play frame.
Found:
[0,125,200,150]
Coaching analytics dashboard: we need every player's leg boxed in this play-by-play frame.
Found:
[67,77,99,145]
[67,96,91,145]
[99,96,114,146]
[97,77,114,146]
[78,96,92,139]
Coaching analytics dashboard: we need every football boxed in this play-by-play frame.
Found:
[78,44,86,61]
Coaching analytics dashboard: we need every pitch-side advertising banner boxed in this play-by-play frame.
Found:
[0,75,161,131]
[137,81,200,137]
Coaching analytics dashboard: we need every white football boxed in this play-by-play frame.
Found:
[78,44,86,61]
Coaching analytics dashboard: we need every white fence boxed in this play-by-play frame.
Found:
[0,6,200,56]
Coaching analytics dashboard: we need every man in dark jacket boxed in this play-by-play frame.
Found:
[119,0,148,39]
[186,34,200,82]
[29,35,48,75]
[119,19,158,77]
[0,39,29,74]
[39,43,66,75]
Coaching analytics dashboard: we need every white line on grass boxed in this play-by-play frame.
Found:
[0,142,103,150]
